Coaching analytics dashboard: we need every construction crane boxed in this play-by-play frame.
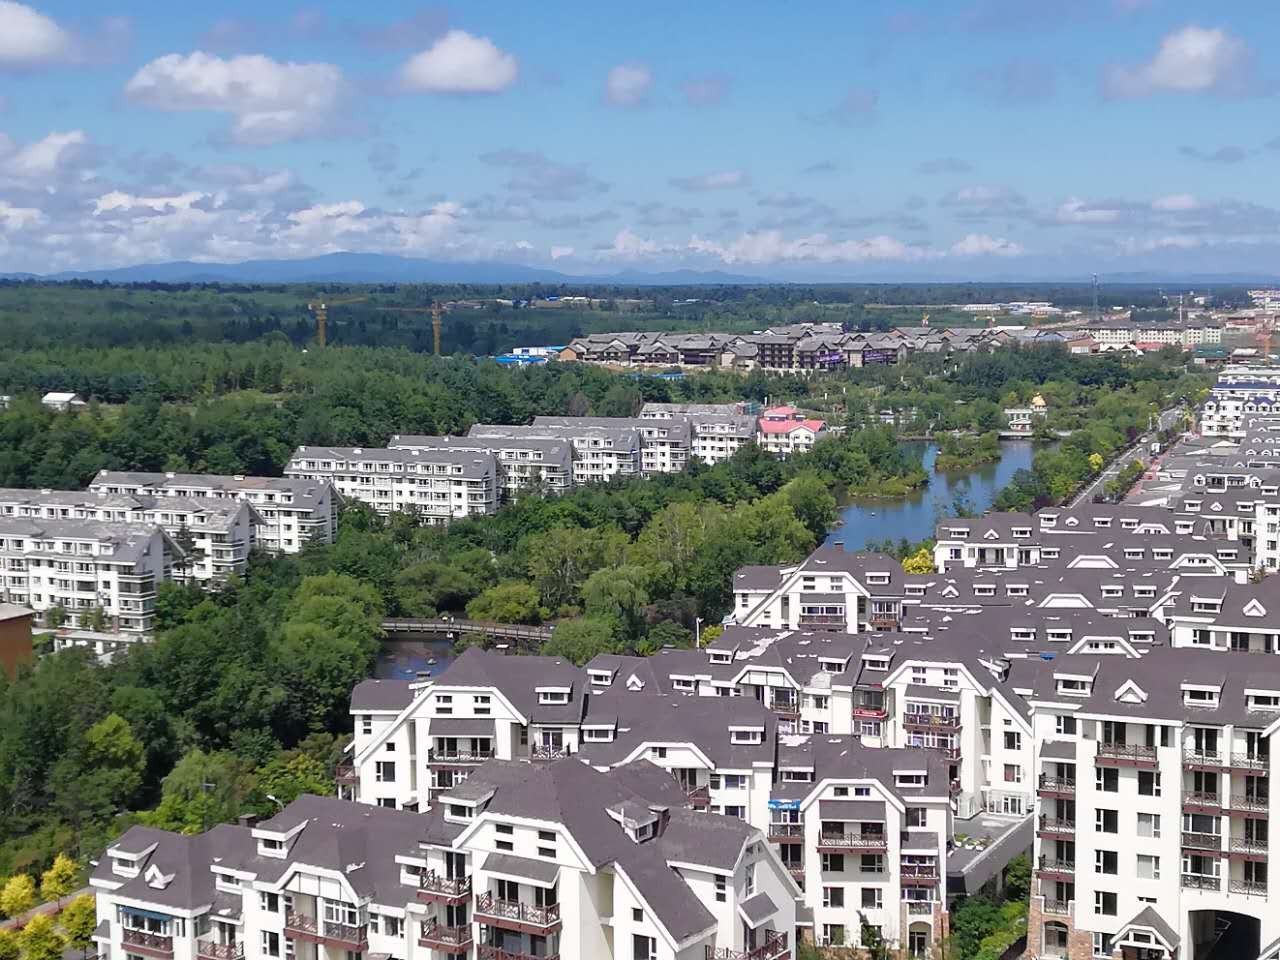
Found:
[306,296,367,347]
[381,302,447,355]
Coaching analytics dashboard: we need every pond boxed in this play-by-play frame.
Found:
[823,440,1036,552]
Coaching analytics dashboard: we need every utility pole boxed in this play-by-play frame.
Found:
[1092,273,1100,324]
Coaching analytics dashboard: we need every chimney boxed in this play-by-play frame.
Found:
[237,813,259,829]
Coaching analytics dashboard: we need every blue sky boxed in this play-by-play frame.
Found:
[2,0,1279,278]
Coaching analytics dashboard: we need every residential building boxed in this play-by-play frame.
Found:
[389,435,574,501]
[756,407,828,458]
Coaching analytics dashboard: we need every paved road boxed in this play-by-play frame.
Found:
[1067,405,1185,508]
[0,885,91,929]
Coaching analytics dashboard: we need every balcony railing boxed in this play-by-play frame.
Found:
[427,747,496,764]
[1229,793,1269,813]
[1037,816,1075,835]
[477,946,560,960]
[1230,837,1269,856]
[706,931,789,960]
[1096,742,1158,764]
[1183,791,1222,810]
[417,871,471,901]
[283,912,368,950]
[786,865,805,884]
[1037,857,1075,875]
[798,614,845,628]
[419,922,472,951]
[1228,879,1269,896]
[1181,832,1223,852]
[769,699,800,717]
[121,930,173,957]
[196,942,243,960]
[1181,874,1221,891]
[768,822,804,840]
[685,784,711,806]
[817,831,888,850]
[907,901,935,916]
[1037,775,1075,794]
[901,864,939,881]
[474,891,562,930]
[853,704,888,720]
[868,615,900,631]
[529,744,570,761]
[1184,749,1225,768]
[1231,752,1270,771]
[903,712,960,730]
[1042,899,1071,916]
[334,763,356,785]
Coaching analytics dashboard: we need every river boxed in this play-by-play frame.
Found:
[823,440,1036,552]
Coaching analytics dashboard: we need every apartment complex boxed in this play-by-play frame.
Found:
[88,471,339,554]
[756,407,829,459]
[91,769,797,960]
[284,447,499,524]
[1071,319,1223,351]
[390,435,575,500]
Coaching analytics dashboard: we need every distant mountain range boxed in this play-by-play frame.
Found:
[0,252,764,286]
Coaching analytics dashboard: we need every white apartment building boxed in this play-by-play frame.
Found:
[285,447,498,525]
[756,407,828,459]
[92,774,797,960]
[529,417,691,477]
[1075,321,1222,350]
[389,435,574,500]
[639,405,757,466]
[468,423,642,485]
[88,472,339,554]
[0,517,173,634]
[0,488,257,585]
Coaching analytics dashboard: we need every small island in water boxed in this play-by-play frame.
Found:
[934,430,1003,472]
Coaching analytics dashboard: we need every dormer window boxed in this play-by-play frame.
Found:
[709,651,732,664]
[866,572,890,586]
[1056,677,1091,697]
[1042,548,1060,559]
[1093,518,1112,528]
[819,658,845,674]
[730,727,764,745]
[1183,687,1220,708]
[537,687,571,705]
[672,677,696,691]
[583,726,614,742]
[863,656,889,671]
[1153,549,1172,559]
[1249,693,1280,711]
[905,585,926,597]
[259,838,285,857]
[1101,586,1123,598]
[588,670,614,686]
[1006,585,1028,597]
[974,585,995,597]
[446,803,474,821]
[951,528,970,539]
[1124,549,1143,560]
[1012,527,1031,538]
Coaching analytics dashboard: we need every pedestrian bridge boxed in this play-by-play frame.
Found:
[381,617,553,643]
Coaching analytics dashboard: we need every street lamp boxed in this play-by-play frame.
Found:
[266,793,285,812]
[695,617,704,648]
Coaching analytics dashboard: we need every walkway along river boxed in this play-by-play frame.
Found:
[823,440,1036,552]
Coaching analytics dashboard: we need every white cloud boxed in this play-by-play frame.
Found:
[950,233,1024,257]
[0,198,43,229]
[93,190,204,216]
[550,245,574,260]
[1152,193,1199,212]
[124,52,347,145]
[602,227,667,259]
[400,30,518,94]
[0,2,71,67]
[1103,25,1254,98]
[1055,198,1121,224]
[688,230,932,265]
[0,129,87,183]
[606,63,652,107]
[669,170,748,192]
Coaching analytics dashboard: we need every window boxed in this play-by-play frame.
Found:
[906,807,927,828]
[1138,771,1161,797]
[714,876,726,903]
[822,925,846,947]
[1093,933,1114,959]
[435,694,453,716]
[1094,850,1118,875]
[1096,767,1118,792]
[1004,731,1022,751]
[375,761,395,783]
[1137,855,1160,880]
[823,886,844,908]
[860,854,884,874]
[632,934,657,960]
[722,774,747,790]
[262,933,280,958]
[821,853,844,873]
[861,887,882,909]
[1137,813,1161,839]
[260,892,279,913]
[1055,715,1077,736]
[360,716,372,736]
[1096,809,1118,833]
[1003,764,1022,784]
[1095,891,1117,917]
[496,823,514,835]
[381,917,402,938]
[632,908,644,923]
[730,728,764,744]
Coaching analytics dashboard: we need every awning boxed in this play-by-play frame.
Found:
[121,907,174,922]
[429,719,495,737]
[901,833,940,853]
[818,799,885,821]
[1040,740,1075,759]
[904,684,960,702]
[482,852,560,887]
[737,892,778,929]
[92,921,110,942]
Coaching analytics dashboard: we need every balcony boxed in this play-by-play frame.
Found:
[903,712,960,730]
[426,747,496,765]
[769,698,801,719]
[853,704,888,721]
[1229,837,1269,859]
[1042,899,1072,916]
[907,901,935,916]
[478,946,560,960]
[474,891,562,934]
[901,864,939,883]
[1037,775,1075,798]
[419,922,472,951]
[334,763,356,786]
[284,912,368,952]
[817,831,888,852]
[798,614,845,629]
[1184,749,1226,771]
[1037,816,1075,839]
[706,931,789,960]
[1182,791,1222,814]
[1095,742,1158,767]
[786,865,805,885]
[529,744,570,761]
[768,822,804,842]
[1230,752,1270,773]
[920,743,962,761]
[1181,832,1224,854]
[121,930,173,958]
[196,942,243,960]
[1181,874,1221,891]
[417,871,471,904]
[1228,793,1269,816]
[1037,857,1075,880]
[685,784,711,808]
[1228,879,1269,896]
[868,615,900,631]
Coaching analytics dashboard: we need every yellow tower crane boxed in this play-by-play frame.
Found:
[306,296,367,347]
[382,301,447,355]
